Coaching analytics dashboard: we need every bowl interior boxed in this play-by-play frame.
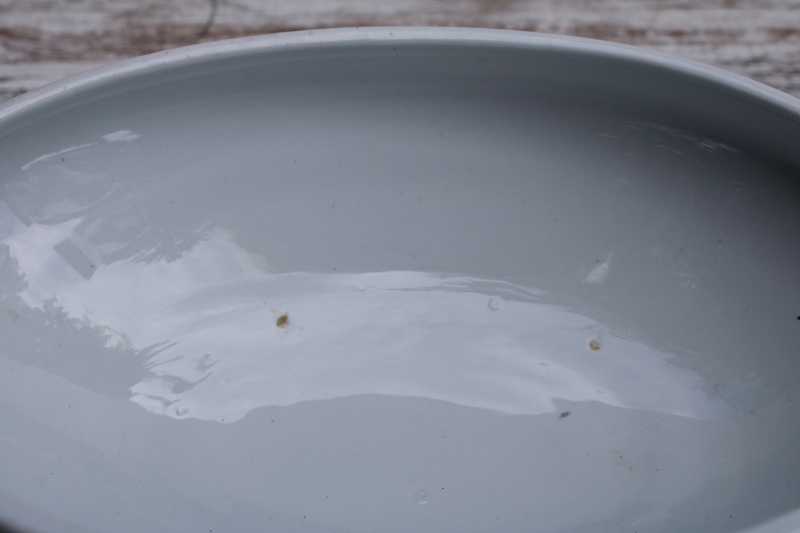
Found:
[0,30,799,533]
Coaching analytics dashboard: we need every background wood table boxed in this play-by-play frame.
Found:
[1,0,799,104]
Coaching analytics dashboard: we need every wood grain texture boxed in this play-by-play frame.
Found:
[1,0,799,103]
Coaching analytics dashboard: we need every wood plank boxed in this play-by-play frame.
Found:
[1,0,799,103]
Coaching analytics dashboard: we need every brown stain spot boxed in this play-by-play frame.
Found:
[589,339,601,351]
[769,27,800,40]
[613,449,636,471]
[276,314,289,328]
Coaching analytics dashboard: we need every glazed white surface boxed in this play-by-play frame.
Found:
[0,29,799,533]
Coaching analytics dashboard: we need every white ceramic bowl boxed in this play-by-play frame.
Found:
[0,28,799,533]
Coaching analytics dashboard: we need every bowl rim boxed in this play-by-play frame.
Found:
[1,26,799,122]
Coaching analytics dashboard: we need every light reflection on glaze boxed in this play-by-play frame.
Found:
[2,220,730,423]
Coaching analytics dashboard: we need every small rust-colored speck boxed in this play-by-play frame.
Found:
[560,411,570,419]
[589,339,601,351]
[276,314,289,328]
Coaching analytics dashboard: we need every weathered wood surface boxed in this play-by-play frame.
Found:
[1,0,799,103]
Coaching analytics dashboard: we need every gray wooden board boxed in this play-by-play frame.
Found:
[1,0,799,103]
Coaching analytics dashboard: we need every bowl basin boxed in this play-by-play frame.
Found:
[0,27,799,533]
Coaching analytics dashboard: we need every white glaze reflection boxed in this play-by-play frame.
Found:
[19,142,99,171]
[18,129,140,171]
[2,220,730,423]
[102,130,141,143]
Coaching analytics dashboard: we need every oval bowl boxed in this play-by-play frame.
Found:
[0,27,799,533]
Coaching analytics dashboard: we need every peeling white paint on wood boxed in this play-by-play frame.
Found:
[1,0,799,102]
